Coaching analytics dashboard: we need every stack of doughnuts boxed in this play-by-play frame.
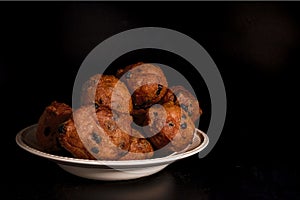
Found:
[35,62,202,160]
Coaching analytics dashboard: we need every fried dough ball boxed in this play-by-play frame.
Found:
[119,129,154,160]
[143,102,195,155]
[160,85,202,123]
[116,62,168,109]
[80,74,133,114]
[58,105,132,160]
[36,101,72,152]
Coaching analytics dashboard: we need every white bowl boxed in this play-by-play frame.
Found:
[16,124,209,181]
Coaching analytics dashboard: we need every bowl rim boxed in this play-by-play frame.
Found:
[16,124,209,167]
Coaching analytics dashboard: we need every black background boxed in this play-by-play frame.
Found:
[1,2,300,200]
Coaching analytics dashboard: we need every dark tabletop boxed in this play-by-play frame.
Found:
[1,2,299,200]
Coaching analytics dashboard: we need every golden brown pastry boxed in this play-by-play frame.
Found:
[143,102,195,155]
[36,101,72,152]
[119,128,154,160]
[58,105,132,160]
[116,62,168,109]
[160,85,202,123]
[80,74,133,114]
[35,62,201,160]
[57,116,95,159]
[130,108,148,126]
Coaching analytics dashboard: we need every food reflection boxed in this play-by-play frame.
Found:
[54,171,175,200]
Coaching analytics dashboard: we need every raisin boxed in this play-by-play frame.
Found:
[173,92,180,102]
[58,124,66,134]
[91,147,99,154]
[168,122,174,127]
[119,141,126,149]
[44,127,51,136]
[180,122,187,129]
[106,122,115,131]
[125,71,131,79]
[92,132,102,144]
[180,104,188,112]
[156,84,163,96]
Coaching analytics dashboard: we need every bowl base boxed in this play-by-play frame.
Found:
[58,163,169,181]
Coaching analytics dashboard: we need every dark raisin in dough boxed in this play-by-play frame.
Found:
[36,101,72,152]
[143,101,195,154]
[81,74,133,114]
[160,85,202,123]
[116,62,168,109]
[58,105,133,160]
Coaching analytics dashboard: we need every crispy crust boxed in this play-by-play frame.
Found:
[36,101,72,152]
[81,74,133,114]
[119,129,154,160]
[116,62,168,109]
[58,105,132,160]
[160,85,202,123]
[143,102,195,153]
[36,63,199,160]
